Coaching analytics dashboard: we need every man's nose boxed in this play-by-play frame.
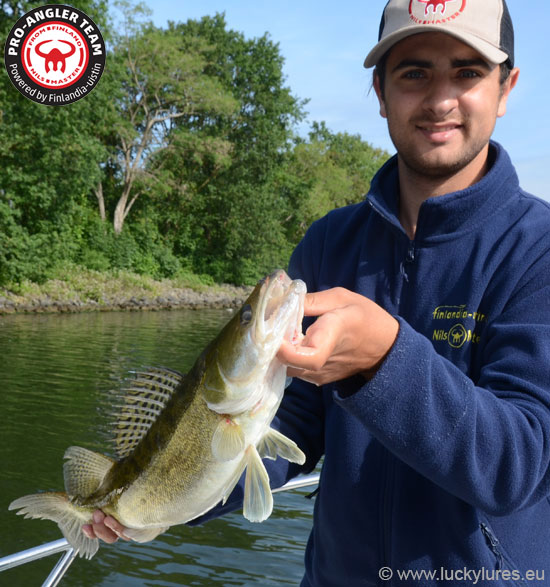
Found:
[421,77,459,118]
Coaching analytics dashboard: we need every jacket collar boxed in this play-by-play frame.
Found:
[366,141,520,242]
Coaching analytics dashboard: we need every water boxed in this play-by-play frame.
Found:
[0,310,314,586]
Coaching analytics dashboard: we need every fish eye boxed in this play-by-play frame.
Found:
[240,304,253,325]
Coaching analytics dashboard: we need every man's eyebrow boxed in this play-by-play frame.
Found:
[451,58,492,70]
[391,59,432,73]
[391,57,492,73]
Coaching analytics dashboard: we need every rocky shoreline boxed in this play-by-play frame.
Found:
[0,284,253,316]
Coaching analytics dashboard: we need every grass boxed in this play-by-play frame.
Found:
[0,263,243,307]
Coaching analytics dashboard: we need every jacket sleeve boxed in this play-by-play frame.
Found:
[334,255,550,516]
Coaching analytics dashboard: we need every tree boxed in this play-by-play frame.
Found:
[0,0,113,283]
[155,14,308,283]
[0,3,390,287]
[283,122,390,242]
[100,2,238,234]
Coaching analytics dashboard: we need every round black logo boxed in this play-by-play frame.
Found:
[4,4,105,105]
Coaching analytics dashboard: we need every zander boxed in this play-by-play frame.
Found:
[9,270,306,559]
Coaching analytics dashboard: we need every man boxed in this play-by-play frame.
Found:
[86,0,550,584]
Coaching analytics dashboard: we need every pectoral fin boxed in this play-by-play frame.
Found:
[243,445,273,523]
[257,428,306,465]
[212,417,245,461]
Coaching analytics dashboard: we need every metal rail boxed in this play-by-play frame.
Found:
[0,539,74,573]
[272,472,320,493]
[0,473,320,586]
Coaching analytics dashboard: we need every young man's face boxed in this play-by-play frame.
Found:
[374,32,518,180]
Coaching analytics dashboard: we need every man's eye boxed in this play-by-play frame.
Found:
[459,70,481,79]
[403,70,425,80]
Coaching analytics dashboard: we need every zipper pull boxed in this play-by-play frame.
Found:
[480,523,499,547]
[406,243,415,263]
[480,522,503,570]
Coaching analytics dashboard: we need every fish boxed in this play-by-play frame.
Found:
[9,269,307,559]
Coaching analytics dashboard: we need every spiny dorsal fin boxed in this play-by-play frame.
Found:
[63,446,115,498]
[111,367,184,458]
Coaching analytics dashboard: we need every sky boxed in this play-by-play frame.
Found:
[145,0,549,200]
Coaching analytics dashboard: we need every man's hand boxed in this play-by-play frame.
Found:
[82,510,131,543]
[277,287,399,386]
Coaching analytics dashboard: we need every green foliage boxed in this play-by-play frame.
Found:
[75,213,182,279]
[156,14,309,283]
[0,3,389,288]
[284,122,390,240]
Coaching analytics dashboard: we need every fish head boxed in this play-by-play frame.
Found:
[202,269,306,413]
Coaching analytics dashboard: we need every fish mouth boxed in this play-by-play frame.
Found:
[255,270,305,346]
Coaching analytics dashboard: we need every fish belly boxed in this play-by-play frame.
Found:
[114,456,243,529]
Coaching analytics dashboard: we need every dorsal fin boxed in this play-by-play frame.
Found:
[111,367,184,458]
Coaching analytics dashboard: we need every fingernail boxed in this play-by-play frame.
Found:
[105,519,125,540]
[82,525,92,538]
[93,511,104,524]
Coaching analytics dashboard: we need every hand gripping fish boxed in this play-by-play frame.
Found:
[9,270,306,559]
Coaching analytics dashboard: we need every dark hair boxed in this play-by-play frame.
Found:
[373,51,390,98]
[373,54,513,99]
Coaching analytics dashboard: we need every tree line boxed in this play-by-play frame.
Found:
[0,0,389,286]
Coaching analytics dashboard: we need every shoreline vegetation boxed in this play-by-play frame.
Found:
[1,7,388,316]
[0,265,253,316]
[1,8,389,294]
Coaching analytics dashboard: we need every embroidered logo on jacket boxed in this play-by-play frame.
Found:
[430,305,487,348]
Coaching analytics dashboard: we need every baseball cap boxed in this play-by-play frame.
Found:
[364,0,514,68]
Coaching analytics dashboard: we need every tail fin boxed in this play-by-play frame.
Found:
[9,492,99,559]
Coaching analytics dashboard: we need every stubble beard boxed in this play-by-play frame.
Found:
[387,116,494,182]
[397,143,485,181]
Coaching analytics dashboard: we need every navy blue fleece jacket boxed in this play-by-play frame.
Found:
[198,142,550,586]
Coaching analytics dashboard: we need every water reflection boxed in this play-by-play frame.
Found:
[0,310,313,586]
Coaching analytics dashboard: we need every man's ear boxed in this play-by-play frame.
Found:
[497,67,519,118]
[373,72,387,118]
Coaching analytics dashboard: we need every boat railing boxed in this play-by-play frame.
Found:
[0,473,320,587]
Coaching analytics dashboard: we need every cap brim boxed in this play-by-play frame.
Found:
[363,27,509,68]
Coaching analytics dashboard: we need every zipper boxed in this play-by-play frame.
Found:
[366,195,417,261]
[405,241,415,264]
[479,522,529,586]
[480,522,503,570]
[367,197,405,235]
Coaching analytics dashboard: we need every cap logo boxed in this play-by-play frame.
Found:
[418,0,451,15]
[409,0,466,24]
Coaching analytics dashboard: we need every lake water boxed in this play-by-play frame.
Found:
[0,310,314,586]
